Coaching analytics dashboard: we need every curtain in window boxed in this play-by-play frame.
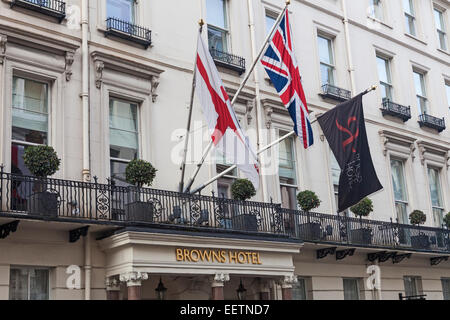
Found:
[278,136,296,181]
[107,0,134,22]
[109,99,138,156]
[9,269,28,300]
[442,279,450,300]
[343,279,359,300]
[9,268,49,300]
[390,160,407,202]
[404,276,418,296]
[292,278,307,300]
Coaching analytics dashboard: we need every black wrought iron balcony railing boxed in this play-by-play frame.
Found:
[381,99,411,122]
[418,114,446,133]
[209,48,246,75]
[10,0,66,22]
[105,17,152,49]
[0,171,448,253]
[320,83,352,102]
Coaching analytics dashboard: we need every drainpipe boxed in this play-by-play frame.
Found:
[342,0,356,95]
[84,232,91,300]
[81,0,91,182]
[247,0,268,202]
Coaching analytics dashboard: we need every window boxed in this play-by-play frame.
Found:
[343,278,360,300]
[434,8,447,51]
[376,56,393,101]
[446,82,450,109]
[427,167,444,227]
[279,133,297,209]
[413,71,428,114]
[403,0,416,36]
[265,12,277,35]
[106,0,135,22]
[390,159,409,224]
[9,267,49,300]
[442,278,450,300]
[403,276,422,297]
[317,35,335,86]
[109,98,138,185]
[331,153,349,216]
[369,0,384,21]
[207,0,229,52]
[216,149,238,199]
[292,278,307,300]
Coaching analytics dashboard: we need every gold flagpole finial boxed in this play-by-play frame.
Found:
[371,84,377,91]
[199,19,205,27]
[285,0,291,5]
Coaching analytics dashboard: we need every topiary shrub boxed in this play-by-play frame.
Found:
[350,197,373,218]
[444,212,450,229]
[231,179,256,201]
[125,159,157,188]
[23,145,60,178]
[296,190,321,212]
[409,210,426,226]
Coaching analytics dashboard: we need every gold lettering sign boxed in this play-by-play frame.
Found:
[175,248,262,265]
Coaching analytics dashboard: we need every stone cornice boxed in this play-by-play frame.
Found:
[416,140,450,168]
[379,129,417,160]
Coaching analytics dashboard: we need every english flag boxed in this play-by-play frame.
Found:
[195,34,260,190]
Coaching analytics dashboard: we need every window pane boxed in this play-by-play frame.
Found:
[404,276,418,296]
[370,0,383,20]
[30,269,49,300]
[206,0,227,29]
[343,278,359,300]
[427,168,442,207]
[434,9,444,30]
[395,202,408,225]
[403,0,414,16]
[376,57,390,84]
[331,153,340,186]
[317,36,333,65]
[320,64,334,86]
[12,77,48,144]
[292,278,307,300]
[107,0,134,22]
[9,269,28,300]
[446,83,450,107]
[442,279,450,300]
[266,14,276,35]
[279,135,296,181]
[109,99,138,160]
[280,181,297,210]
[208,26,227,52]
[390,160,407,202]
[406,15,416,36]
[413,72,425,96]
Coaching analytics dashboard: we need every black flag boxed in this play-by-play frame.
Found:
[318,93,383,212]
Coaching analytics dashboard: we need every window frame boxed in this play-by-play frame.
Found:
[442,278,450,300]
[413,70,428,114]
[403,0,417,36]
[403,276,423,297]
[105,0,137,23]
[9,266,50,300]
[434,7,447,51]
[343,278,361,300]
[376,55,393,101]
[368,0,384,21]
[278,130,298,210]
[317,33,336,86]
[427,166,444,227]
[390,158,410,224]
[206,0,230,53]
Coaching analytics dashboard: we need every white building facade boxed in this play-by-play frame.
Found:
[0,0,449,300]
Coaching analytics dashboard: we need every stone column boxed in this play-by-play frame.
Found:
[280,275,297,301]
[210,273,230,300]
[119,271,148,300]
[105,277,120,300]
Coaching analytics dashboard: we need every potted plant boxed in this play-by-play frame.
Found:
[230,179,257,232]
[349,197,374,245]
[296,190,322,240]
[409,210,430,249]
[125,159,157,222]
[23,145,61,217]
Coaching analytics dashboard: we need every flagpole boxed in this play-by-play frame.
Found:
[190,84,378,194]
[182,1,291,193]
[178,20,205,193]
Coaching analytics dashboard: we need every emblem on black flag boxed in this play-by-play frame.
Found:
[318,93,383,212]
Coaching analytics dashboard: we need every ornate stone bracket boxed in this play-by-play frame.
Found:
[65,51,75,82]
[392,253,412,264]
[69,226,89,243]
[210,273,230,287]
[151,77,160,103]
[367,251,396,263]
[246,100,254,125]
[430,256,448,266]
[120,271,149,287]
[265,106,273,129]
[106,276,121,291]
[316,247,337,259]
[0,220,19,239]
[336,248,356,260]
[95,61,104,89]
[279,274,298,289]
[0,34,6,65]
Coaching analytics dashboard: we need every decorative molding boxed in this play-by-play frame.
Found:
[316,247,337,259]
[261,98,290,129]
[335,248,355,260]
[0,220,19,239]
[0,34,6,65]
[105,277,120,291]
[119,271,148,287]
[65,51,74,82]
[279,274,298,289]
[69,226,89,243]
[246,100,254,125]
[211,273,230,287]
[378,130,416,160]
[150,76,160,103]
[367,251,397,263]
[265,106,274,129]
[95,60,104,89]
[430,256,449,266]
[416,140,450,169]
[392,253,412,264]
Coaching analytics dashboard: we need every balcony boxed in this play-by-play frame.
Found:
[380,99,411,122]
[320,83,352,102]
[10,0,66,22]
[418,114,446,133]
[0,172,449,253]
[209,48,246,75]
[105,17,152,49]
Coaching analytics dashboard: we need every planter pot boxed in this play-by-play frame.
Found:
[297,222,322,240]
[411,234,430,249]
[232,214,257,232]
[349,228,373,245]
[126,201,154,222]
[27,191,58,218]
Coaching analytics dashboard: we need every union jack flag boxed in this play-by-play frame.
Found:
[261,10,314,149]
